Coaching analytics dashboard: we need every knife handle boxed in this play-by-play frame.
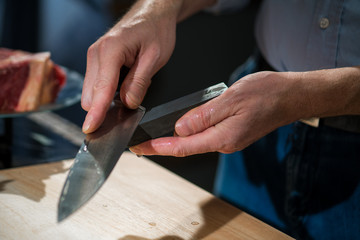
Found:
[128,82,228,147]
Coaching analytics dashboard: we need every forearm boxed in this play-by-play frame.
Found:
[177,0,218,21]
[289,66,360,120]
[127,0,217,23]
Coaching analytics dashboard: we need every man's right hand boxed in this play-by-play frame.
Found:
[81,0,179,133]
[81,0,218,134]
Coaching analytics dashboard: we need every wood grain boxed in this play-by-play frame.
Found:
[0,152,293,240]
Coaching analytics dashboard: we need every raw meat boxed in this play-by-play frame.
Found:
[0,48,66,112]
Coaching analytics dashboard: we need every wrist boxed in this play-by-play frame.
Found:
[126,0,216,24]
[290,67,360,120]
[264,71,311,125]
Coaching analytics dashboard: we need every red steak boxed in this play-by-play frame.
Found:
[0,48,66,112]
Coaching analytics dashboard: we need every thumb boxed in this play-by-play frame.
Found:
[175,97,229,137]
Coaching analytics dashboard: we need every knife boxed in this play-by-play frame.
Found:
[57,82,228,222]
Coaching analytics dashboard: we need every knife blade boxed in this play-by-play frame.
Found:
[57,99,145,222]
[57,82,227,222]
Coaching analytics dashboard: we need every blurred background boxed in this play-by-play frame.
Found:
[0,0,258,192]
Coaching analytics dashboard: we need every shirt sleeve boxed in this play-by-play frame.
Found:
[206,0,250,14]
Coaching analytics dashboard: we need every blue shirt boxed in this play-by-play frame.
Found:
[211,0,360,71]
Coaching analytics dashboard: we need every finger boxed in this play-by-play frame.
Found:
[81,44,99,111]
[82,75,121,133]
[120,47,159,109]
[82,45,125,133]
[175,95,232,137]
[129,124,227,157]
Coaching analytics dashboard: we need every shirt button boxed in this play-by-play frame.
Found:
[319,17,330,29]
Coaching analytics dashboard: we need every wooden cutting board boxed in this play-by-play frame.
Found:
[0,151,293,240]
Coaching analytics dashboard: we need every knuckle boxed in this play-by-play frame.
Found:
[171,144,188,157]
[93,79,112,92]
[187,109,211,134]
[199,109,212,129]
[128,74,151,92]
[185,116,198,135]
[97,39,109,54]
[132,75,148,88]
[97,35,117,54]
[87,44,97,59]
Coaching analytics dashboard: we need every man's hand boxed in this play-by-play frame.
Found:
[81,1,178,133]
[129,67,360,157]
[129,71,303,156]
[81,0,217,134]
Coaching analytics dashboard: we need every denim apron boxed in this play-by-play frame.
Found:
[213,52,360,240]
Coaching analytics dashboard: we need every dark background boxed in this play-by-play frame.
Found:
[0,0,258,192]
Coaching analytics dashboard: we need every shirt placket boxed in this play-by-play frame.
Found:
[305,0,344,70]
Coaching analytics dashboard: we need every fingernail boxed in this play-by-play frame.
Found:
[175,122,183,134]
[129,146,142,155]
[175,120,191,137]
[125,92,140,109]
[82,115,93,133]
